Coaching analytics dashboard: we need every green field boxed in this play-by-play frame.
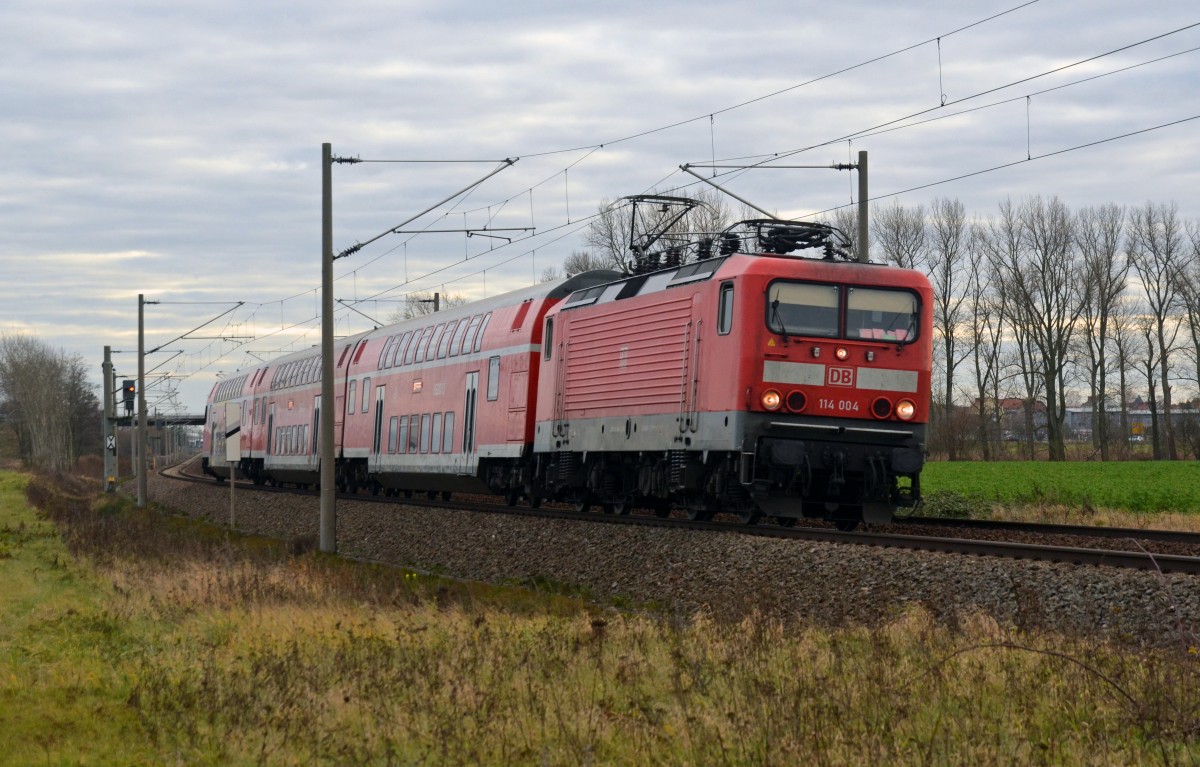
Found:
[921,460,1200,515]
[3,470,1200,764]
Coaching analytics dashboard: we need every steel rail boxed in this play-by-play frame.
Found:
[896,515,1200,546]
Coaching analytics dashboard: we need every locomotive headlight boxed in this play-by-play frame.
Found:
[761,389,782,411]
[896,399,916,421]
[835,347,849,361]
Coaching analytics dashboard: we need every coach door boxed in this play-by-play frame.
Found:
[462,372,478,460]
[266,403,275,456]
[371,386,385,470]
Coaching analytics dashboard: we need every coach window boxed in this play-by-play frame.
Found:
[431,413,442,454]
[449,318,469,357]
[487,356,500,401]
[397,416,408,454]
[443,411,455,453]
[420,414,432,453]
[388,416,399,453]
[846,287,919,343]
[766,282,839,338]
[437,319,458,359]
[361,377,372,414]
[418,324,443,362]
[347,380,357,415]
[408,414,420,453]
[405,327,430,366]
[389,331,410,368]
[474,312,492,353]
[717,282,734,335]
[543,318,554,360]
[460,314,482,354]
[377,336,394,369]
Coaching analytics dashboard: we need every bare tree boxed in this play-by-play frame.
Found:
[386,291,470,323]
[981,199,1037,456]
[927,197,971,459]
[826,206,861,261]
[871,199,926,269]
[1075,203,1128,459]
[1128,201,1185,460]
[1109,296,1139,456]
[986,197,1082,460]
[562,250,611,278]
[1175,219,1200,402]
[0,334,96,471]
[965,227,1005,459]
[1135,310,1163,453]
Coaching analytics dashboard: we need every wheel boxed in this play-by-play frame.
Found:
[686,507,713,522]
[611,496,633,516]
[574,493,593,513]
[738,509,762,525]
[834,519,860,532]
[775,516,798,528]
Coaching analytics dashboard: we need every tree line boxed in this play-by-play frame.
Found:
[854,196,1200,462]
[0,335,101,471]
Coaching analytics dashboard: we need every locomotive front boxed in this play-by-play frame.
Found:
[731,253,932,528]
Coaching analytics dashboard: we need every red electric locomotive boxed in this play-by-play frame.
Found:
[531,218,931,528]
[203,206,931,529]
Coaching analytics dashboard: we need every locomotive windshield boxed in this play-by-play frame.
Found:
[767,281,918,343]
[767,283,840,337]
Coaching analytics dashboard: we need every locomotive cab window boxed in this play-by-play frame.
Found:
[767,282,839,338]
[846,287,919,343]
[717,282,734,335]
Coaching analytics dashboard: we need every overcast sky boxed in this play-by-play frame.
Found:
[2,0,1198,414]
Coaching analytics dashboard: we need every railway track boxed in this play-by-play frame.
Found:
[167,459,1200,575]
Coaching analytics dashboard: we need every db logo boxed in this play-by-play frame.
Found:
[827,366,855,387]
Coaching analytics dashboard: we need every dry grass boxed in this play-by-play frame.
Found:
[4,471,1200,765]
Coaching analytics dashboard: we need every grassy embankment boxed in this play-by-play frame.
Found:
[2,469,1200,764]
[921,460,1200,527]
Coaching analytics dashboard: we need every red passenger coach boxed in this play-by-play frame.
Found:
[203,272,620,495]
[532,219,932,528]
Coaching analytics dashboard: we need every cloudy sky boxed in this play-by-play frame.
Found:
[2,0,1198,414]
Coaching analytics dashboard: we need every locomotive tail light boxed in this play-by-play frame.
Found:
[896,399,916,421]
[835,347,849,361]
[762,389,782,411]
[786,390,807,413]
[871,397,893,419]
